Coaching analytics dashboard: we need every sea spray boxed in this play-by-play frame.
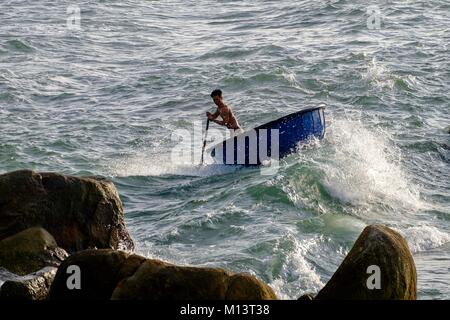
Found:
[320,118,423,213]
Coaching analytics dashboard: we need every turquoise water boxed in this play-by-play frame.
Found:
[1,0,449,299]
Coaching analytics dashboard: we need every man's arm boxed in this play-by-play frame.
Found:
[211,119,225,126]
[206,109,220,120]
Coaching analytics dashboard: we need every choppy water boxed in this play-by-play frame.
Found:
[1,0,449,299]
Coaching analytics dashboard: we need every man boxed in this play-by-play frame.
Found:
[206,89,243,135]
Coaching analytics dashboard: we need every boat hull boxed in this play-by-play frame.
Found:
[210,106,326,166]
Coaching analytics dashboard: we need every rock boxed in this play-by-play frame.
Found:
[0,267,19,288]
[297,293,314,300]
[49,249,277,300]
[112,260,277,300]
[225,274,277,300]
[49,249,143,300]
[0,227,68,275]
[0,267,57,300]
[315,225,417,300]
[112,260,231,300]
[0,170,134,253]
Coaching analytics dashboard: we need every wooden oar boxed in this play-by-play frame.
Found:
[200,119,210,165]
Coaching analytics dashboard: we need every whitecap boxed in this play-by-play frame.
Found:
[269,234,325,299]
[396,225,450,253]
[320,118,424,212]
[362,58,395,90]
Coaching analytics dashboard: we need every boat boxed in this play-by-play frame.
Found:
[209,106,326,165]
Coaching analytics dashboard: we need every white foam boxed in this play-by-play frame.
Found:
[280,68,315,95]
[320,118,424,212]
[270,278,291,300]
[281,70,297,85]
[108,152,239,177]
[362,58,395,90]
[396,225,450,253]
[269,234,324,299]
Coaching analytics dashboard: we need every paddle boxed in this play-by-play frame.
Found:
[200,119,210,165]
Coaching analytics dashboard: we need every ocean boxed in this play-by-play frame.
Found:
[1,0,449,299]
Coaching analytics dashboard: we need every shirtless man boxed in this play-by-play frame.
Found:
[206,89,242,133]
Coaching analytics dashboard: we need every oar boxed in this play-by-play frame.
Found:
[200,119,210,165]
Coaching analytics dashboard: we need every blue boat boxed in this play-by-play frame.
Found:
[210,106,326,166]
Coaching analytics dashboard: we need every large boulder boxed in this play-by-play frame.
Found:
[0,267,57,300]
[112,262,277,300]
[0,170,134,253]
[297,293,314,300]
[49,249,277,300]
[112,261,276,300]
[49,249,145,300]
[224,274,277,300]
[111,260,232,300]
[315,225,417,300]
[0,227,68,275]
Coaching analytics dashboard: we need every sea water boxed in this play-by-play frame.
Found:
[1,0,449,299]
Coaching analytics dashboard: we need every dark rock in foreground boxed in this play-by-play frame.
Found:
[223,273,276,300]
[0,227,68,276]
[49,249,142,300]
[49,249,277,300]
[315,224,417,300]
[0,267,57,300]
[297,293,314,300]
[112,260,276,300]
[0,170,134,253]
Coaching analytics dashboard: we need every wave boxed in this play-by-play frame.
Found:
[280,68,316,95]
[269,234,325,299]
[108,151,240,177]
[362,58,395,90]
[291,117,425,217]
[325,119,423,210]
[362,57,420,92]
[397,225,450,253]
[5,39,34,53]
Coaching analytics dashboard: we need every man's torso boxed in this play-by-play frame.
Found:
[219,104,240,130]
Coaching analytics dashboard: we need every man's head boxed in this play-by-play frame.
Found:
[210,89,222,106]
